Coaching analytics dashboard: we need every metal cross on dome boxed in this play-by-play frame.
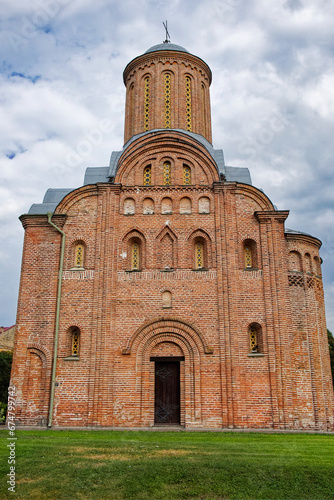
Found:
[163,21,170,43]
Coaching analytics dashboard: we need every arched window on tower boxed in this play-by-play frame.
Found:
[185,76,192,132]
[183,165,191,185]
[164,73,171,128]
[163,161,171,185]
[144,76,150,131]
[201,83,206,137]
[129,82,134,137]
[143,165,151,185]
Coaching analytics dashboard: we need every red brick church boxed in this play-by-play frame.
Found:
[11,41,334,430]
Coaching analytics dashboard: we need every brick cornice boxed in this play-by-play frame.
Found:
[123,51,212,86]
[19,214,67,230]
[255,210,289,223]
[285,232,322,248]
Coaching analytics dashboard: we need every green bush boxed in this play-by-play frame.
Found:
[0,351,13,422]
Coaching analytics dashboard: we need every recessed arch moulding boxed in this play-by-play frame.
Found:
[115,318,214,428]
[114,131,220,186]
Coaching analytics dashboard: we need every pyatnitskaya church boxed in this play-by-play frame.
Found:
[11,41,334,430]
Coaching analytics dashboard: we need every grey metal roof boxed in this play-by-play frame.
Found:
[145,43,189,54]
[285,228,313,238]
[84,167,110,185]
[28,188,75,214]
[225,166,252,185]
[28,202,58,214]
[43,188,73,203]
[109,151,123,179]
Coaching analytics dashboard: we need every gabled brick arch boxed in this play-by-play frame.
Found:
[155,225,179,269]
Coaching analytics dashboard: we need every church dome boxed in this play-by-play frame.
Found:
[145,43,189,54]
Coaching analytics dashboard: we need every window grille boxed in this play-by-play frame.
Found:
[75,245,84,267]
[144,76,150,131]
[143,165,151,185]
[245,246,252,268]
[164,74,171,128]
[183,165,191,185]
[249,326,257,352]
[163,161,171,185]
[195,242,204,269]
[132,243,139,270]
[185,76,192,131]
[72,331,79,356]
[288,274,304,287]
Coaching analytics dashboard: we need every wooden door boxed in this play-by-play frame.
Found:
[154,361,180,424]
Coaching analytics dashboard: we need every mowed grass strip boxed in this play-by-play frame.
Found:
[1,430,333,499]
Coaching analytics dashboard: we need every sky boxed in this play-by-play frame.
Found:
[1,0,334,331]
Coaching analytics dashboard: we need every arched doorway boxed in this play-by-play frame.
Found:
[122,318,213,427]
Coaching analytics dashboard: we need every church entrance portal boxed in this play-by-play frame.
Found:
[153,358,182,425]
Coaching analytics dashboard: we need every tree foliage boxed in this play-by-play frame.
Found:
[0,350,13,403]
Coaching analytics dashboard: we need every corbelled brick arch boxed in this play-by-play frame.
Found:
[122,318,213,427]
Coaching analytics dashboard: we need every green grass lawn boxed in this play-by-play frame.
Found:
[1,429,333,499]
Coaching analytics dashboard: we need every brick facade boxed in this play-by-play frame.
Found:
[10,43,334,430]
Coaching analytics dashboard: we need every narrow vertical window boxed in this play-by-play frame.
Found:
[249,326,257,352]
[129,83,134,137]
[132,243,139,270]
[72,328,80,356]
[202,84,206,136]
[245,246,252,268]
[163,161,171,185]
[144,76,150,131]
[185,76,192,132]
[75,244,84,268]
[164,73,171,128]
[195,242,204,269]
[183,165,191,185]
[143,165,151,185]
